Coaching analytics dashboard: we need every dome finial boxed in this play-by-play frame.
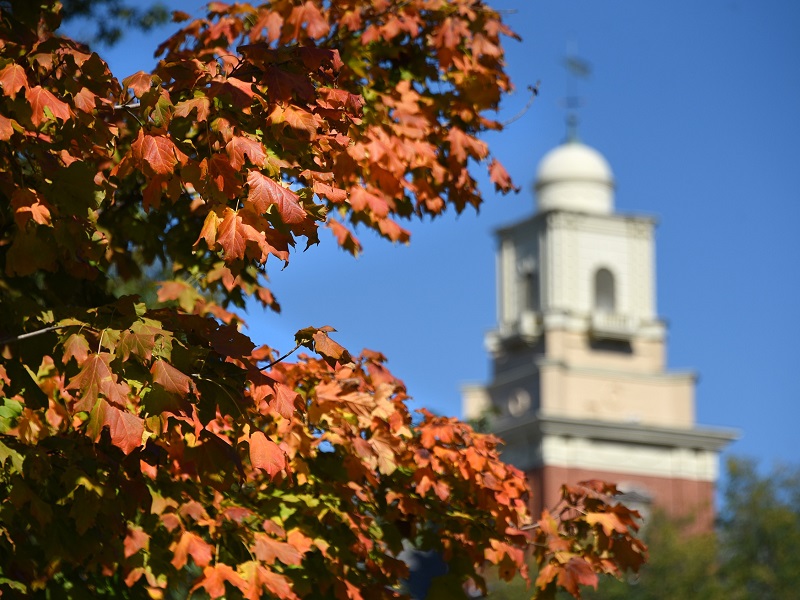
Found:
[562,41,591,142]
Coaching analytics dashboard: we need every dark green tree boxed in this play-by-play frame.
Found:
[718,458,800,599]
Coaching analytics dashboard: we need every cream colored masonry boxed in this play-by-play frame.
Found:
[541,435,719,481]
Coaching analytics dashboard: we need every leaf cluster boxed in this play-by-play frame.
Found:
[0,1,643,597]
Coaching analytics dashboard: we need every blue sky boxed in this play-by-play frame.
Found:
[82,1,800,471]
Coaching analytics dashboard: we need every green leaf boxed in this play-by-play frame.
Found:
[0,439,24,472]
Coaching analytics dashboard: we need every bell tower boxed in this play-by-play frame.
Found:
[463,138,736,531]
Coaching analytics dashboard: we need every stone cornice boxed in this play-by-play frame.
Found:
[492,413,738,452]
[494,209,658,237]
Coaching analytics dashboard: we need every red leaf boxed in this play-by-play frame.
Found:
[297,47,343,72]
[0,63,28,98]
[249,431,285,477]
[208,153,242,196]
[246,170,305,224]
[67,353,129,411]
[151,359,192,396]
[26,86,71,127]
[131,132,187,176]
[264,66,314,103]
[87,400,144,454]
[227,135,266,170]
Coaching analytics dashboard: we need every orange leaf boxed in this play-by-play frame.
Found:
[63,333,90,366]
[585,511,629,536]
[73,87,97,113]
[26,86,71,126]
[349,187,389,218]
[249,431,285,477]
[287,2,330,39]
[192,564,247,598]
[170,531,213,570]
[313,181,347,203]
[121,71,153,97]
[117,322,159,362]
[240,561,299,600]
[489,158,515,192]
[151,359,192,396]
[227,135,266,170]
[557,557,598,596]
[253,532,303,566]
[216,207,251,260]
[247,170,305,224]
[195,210,220,249]
[0,115,14,141]
[0,63,27,98]
[268,104,318,139]
[124,527,150,558]
[67,353,129,411]
[269,382,298,419]
[311,329,350,363]
[11,188,51,227]
[174,96,211,122]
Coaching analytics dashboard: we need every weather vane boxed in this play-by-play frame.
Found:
[562,40,591,141]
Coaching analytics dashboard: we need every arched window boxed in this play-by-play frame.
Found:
[594,268,615,313]
[523,270,540,312]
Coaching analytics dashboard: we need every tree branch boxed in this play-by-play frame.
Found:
[260,343,301,371]
[0,325,64,345]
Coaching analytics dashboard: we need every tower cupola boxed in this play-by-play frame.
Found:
[534,140,615,214]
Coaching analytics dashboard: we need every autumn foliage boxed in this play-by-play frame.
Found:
[0,1,644,597]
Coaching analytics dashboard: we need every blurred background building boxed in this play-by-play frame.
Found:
[462,131,737,531]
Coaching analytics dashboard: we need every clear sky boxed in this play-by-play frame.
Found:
[83,1,800,471]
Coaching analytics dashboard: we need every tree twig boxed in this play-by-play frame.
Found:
[0,325,64,345]
[260,343,301,371]
[501,82,540,127]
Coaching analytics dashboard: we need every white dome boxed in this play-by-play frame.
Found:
[534,140,615,214]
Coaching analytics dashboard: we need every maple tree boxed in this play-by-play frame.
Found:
[0,1,645,598]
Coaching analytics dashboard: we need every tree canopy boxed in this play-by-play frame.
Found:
[0,1,644,597]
